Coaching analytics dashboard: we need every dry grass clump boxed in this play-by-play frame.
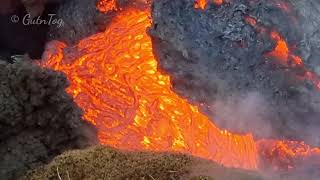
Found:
[21,146,192,180]
[21,145,265,180]
[190,176,214,180]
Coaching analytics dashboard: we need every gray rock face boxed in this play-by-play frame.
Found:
[150,0,320,145]
[291,0,320,75]
[0,61,97,179]
[48,0,99,44]
[48,0,132,44]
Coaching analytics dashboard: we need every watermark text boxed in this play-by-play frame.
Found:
[11,14,64,28]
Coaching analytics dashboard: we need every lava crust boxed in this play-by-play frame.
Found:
[150,0,320,145]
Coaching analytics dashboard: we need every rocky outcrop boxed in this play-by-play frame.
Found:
[291,0,320,75]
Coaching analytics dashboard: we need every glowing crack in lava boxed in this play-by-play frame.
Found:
[194,0,223,9]
[266,31,320,90]
[41,8,257,169]
[41,5,320,171]
[97,0,118,12]
[244,16,320,90]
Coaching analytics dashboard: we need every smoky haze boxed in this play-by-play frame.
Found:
[209,92,274,138]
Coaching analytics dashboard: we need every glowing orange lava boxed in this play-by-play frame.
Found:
[268,31,290,62]
[194,0,223,9]
[195,0,207,9]
[266,31,302,66]
[97,0,118,13]
[258,140,320,170]
[41,4,320,172]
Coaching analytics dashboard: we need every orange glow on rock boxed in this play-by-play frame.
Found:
[265,31,320,89]
[194,0,207,9]
[244,16,257,27]
[214,0,223,5]
[97,0,118,13]
[275,1,291,13]
[268,31,289,63]
[291,55,303,65]
[194,0,223,9]
[243,14,319,90]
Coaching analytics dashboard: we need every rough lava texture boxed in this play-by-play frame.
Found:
[47,0,100,44]
[149,0,320,145]
[291,0,320,75]
[48,0,132,45]
[48,0,152,45]
[0,60,97,180]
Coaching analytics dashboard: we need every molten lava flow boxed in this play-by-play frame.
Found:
[41,7,258,169]
[258,140,320,171]
[41,3,320,172]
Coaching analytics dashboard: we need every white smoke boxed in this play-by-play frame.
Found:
[209,91,274,138]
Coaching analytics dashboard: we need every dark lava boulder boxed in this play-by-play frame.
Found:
[0,60,97,179]
[149,0,320,145]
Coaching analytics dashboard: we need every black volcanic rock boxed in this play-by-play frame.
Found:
[0,60,97,179]
[291,0,320,75]
[150,0,320,145]
[47,0,132,45]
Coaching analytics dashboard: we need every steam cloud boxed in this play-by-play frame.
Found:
[210,92,273,138]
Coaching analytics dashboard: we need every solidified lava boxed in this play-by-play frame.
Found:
[150,0,320,146]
